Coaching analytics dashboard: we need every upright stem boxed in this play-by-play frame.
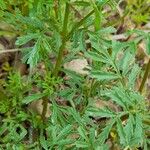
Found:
[53,2,70,76]
[54,0,59,19]
[139,58,150,93]
[53,7,95,76]
[53,41,66,76]
[67,10,94,39]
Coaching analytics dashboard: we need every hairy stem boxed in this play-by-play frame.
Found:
[53,42,66,76]
[139,58,150,93]
[53,7,95,76]
[53,2,70,76]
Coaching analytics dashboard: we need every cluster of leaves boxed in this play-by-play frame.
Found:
[0,0,150,150]
[125,0,150,25]
[86,30,150,149]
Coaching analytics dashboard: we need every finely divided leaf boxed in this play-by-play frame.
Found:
[128,64,140,88]
[75,141,89,148]
[23,93,46,104]
[120,51,134,76]
[85,51,108,63]
[86,107,116,118]
[117,118,126,146]
[23,38,43,68]
[124,114,134,145]
[16,33,39,45]
[105,88,126,108]
[133,114,143,145]
[56,125,72,141]
[90,70,120,81]
[97,120,115,144]
[77,126,88,141]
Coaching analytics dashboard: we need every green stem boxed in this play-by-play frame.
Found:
[54,0,59,19]
[53,8,95,76]
[89,79,95,97]
[90,0,101,31]
[53,2,70,76]
[67,10,94,40]
[62,3,70,35]
[139,58,150,93]
[53,42,66,76]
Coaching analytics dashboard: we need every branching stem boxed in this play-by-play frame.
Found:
[53,2,70,76]
[53,5,95,76]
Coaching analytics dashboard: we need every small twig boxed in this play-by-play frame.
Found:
[0,48,20,54]
[112,34,127,40]
[0,47,32,54]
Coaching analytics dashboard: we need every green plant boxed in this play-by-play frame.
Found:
[0,0,150,150]
[126,0,150,25]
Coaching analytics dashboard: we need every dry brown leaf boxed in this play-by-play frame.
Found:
[94,100,120,112]
[28,100,51,118]
[64,58,89,75]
